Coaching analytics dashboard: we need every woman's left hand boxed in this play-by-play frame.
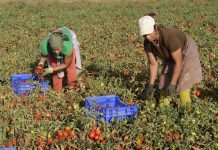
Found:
[166,83,176,96]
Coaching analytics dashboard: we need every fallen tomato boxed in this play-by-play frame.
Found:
[47,138,53,144]
[89,132,95,139]
[99,138,105,144]
[57,131,63,139]
[65,127,71,133]
[94,135,99,141]
[172,134,180,141]
[195,91,200,97]
[95,129,102,136]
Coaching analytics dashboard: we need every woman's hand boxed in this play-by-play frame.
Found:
[166,83,176,96]
[145,84,155,98]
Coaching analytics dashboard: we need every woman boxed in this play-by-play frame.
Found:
[36,27,81,92]
[138,15,202,108]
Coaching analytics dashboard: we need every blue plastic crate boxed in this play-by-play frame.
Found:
[0,147,16,150]
[85,95,138,123]
[11,74,48,96]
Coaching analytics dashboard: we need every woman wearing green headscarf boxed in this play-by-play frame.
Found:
[36,27,81,92]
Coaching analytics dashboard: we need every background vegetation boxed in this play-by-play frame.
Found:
[0,0,217,149]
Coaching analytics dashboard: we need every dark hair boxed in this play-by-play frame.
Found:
[147,12,156,18]
[147,12,158,31]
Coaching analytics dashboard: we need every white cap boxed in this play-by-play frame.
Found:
[138,16,155,36]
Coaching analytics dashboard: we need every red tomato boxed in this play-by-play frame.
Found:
[37,66,43,70]
[89,132,95,139]
[47,138,53,144]
[19,93,25,98]
[115,105,120,108]
[106,106,112,109]
[67,131,73,139]
[172,134,180,141]
[45,113,51,119]
[97,105,103,110]
[192,89,197,95]
[195,91,200,97]
[63,131,68,137]
[37,136,43,144]
[99,138,105,144]
[94,135,99,141]
[90,125,96,132]
[124,70,129,77]
[57,131,63,139]
[95,129,102,136]
[65,127,71,133]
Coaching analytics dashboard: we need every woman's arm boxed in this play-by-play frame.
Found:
[52,54,73,72]
[146,52,158,85]
[170,48,182,85]
[39,55,47,65]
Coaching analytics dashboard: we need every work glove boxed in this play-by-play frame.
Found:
[42,67,53,76]
[145,84,154,98]
[166,83,176,96]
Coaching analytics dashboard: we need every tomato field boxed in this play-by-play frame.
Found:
[0,0,217,149]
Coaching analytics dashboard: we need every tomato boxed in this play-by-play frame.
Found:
[67,131,73,139]
[124,70,129,77]
[126,101,135,105]
[37,65,43,70]
[89,132,95,139]
[95,129,102,136]
[99,138,105,144]
[172,134,180,141]
[37,136,43,144]
[124,135,129,141]
[94,135,99,141]
[45,113,51,119]
[65,127,71,133]
[47,138,53,144]
[90,125,96,132]
[192,89,197,94]
[115,105,120,108]
[19,93,25,98]
[63,131,68,137]
[97,105,103,110]
[195,91,200,97]
[106,105,112,109]
[57,131,63,139]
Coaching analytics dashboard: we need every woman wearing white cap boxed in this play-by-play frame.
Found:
[138,15,202,109]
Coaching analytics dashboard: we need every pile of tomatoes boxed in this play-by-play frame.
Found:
[88,126,105,144]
